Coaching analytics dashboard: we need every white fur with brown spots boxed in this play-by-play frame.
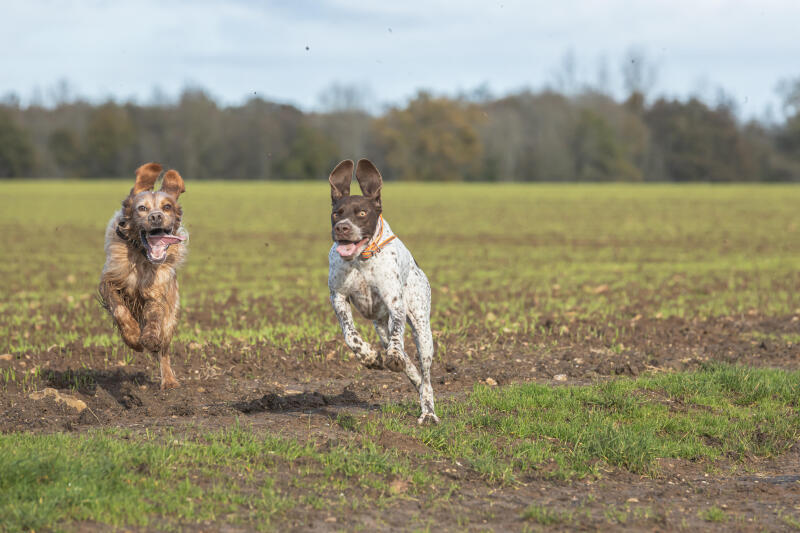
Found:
[327,159,438,424]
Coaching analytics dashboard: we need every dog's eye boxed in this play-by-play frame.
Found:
[163,204,172,211]
[332,213,338,219]
[137,205,148,212]
[358,210,367,217]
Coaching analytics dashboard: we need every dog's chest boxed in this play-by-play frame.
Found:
[328,233,413,320]
[332,266,388,319]
[122,268,139,296]
[120,254,174,300]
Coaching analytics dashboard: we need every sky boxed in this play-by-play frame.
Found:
[2,0,799,119]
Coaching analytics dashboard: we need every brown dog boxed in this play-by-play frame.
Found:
[99,163,188,389]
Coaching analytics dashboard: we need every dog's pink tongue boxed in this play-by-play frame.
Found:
[336,242,358,257]
[148,233,186,247]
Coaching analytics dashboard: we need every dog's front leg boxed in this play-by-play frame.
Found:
[330,291,381,368]
[140,298,179,389]
[98,278,143,351]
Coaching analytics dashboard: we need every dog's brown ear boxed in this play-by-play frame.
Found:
[160,169,186,198]
[329,159,354,204]
[355,159,382,211]
[132,163,163,194]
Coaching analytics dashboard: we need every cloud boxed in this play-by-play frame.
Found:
[1,0,798,117]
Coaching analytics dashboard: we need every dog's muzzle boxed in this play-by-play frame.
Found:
[140,227,186,263]
[333,220,367,260]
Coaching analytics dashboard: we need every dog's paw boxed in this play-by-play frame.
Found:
[384,349,405,372]
[123,339,144,352]
[139,332,162,353]
[363,353,384,370]
[417,412,440,425]
[160,377,180,390]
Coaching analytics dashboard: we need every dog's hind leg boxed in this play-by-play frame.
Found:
[158,348,179,390]
[375,277,424,388]
[140,296,180,390]
[159,291,181,390]
[406,268,438,425]
[373,319,390,350]
[375,317,423,389]
[408,313,438,425]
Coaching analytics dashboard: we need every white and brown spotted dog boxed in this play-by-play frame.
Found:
[327,159,438,424]
[99,163,188,389]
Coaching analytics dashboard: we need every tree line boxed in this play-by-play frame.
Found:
[1,81,799,181]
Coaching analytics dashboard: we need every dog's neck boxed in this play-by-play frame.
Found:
[359,215,396,260]
[371,215,389,241]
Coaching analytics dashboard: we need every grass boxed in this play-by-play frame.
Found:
[0,419,435,532]
[377,363,800,481]
[1,181,800,356]
[783,514,800,530]
[2,364,797,530]
[522,503,572,524]
[522,503,572,526]
[698,506,728,523]
[2,181,800,530]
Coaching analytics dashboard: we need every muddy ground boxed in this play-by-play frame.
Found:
[2,312,799,531]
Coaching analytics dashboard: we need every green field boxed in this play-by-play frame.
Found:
[1,181,799,531]
[3,181,799,354]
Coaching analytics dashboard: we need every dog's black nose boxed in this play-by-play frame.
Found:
[148,212,164,225]
[334,222,351,236]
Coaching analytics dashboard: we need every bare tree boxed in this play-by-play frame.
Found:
[1,92,21,108]
[551,49,579,95]
[317,82,373,113]
[621,47,658,99]
[48,78,76,107]
[316,83,374,159]
[593,55,612,96]
[776,77,800,117]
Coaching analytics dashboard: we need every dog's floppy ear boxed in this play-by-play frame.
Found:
[355,159,383,212]
[329,159,354,204]
[132,162,163,194]
[160,169,186,199]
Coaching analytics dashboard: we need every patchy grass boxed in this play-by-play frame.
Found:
[3,365,797,530]
[782,513,800,530]
[0,424,290,531]
[2,181,800,357]
[698,505,728,523]
[522,503,573,525]
[378,364,800,481]
[2,182,800,531]
[0,419,437,531]
[748,331,800,345]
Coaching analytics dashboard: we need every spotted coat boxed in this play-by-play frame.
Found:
[328,217,438,424]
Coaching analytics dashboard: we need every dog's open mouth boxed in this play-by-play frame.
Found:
[336,238,369,259]
[140,228,186,263]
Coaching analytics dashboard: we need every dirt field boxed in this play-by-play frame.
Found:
[1,182,799,531]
